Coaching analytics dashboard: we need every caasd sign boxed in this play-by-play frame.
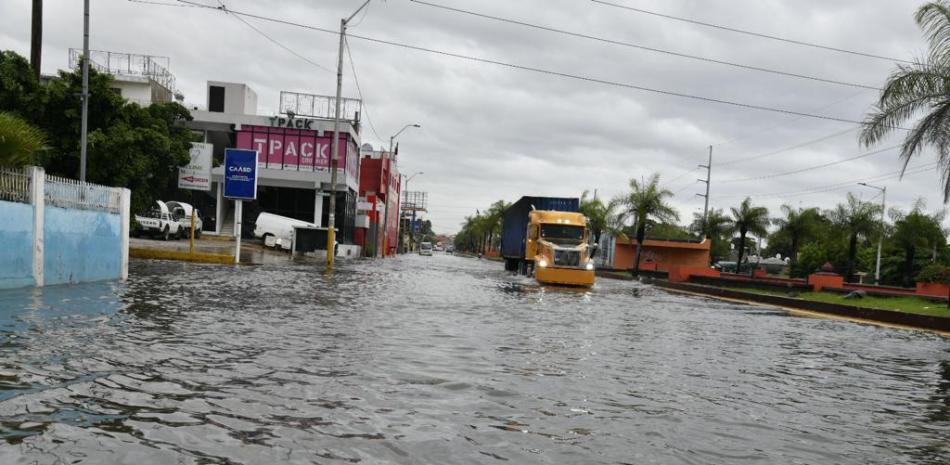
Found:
[223,148,258,200]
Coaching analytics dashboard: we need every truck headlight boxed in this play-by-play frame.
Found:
[538,259,548,268]
[586,262,594,271]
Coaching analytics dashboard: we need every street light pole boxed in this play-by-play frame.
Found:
[378,123,420,258]
[326,0,372,270]
[79,0,90,182]
[858,182,886,285]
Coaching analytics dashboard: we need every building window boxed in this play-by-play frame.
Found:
[209,85,225,112]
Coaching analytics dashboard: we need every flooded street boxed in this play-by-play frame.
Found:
[1,254,948,464]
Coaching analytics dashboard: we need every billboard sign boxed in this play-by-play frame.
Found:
[234,125,359,183]
[178,142,212,191]
[223,148,258,200]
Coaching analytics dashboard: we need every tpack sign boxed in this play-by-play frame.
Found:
[223,148,258,200]
[269,116,315,130]
[178,142,212,191]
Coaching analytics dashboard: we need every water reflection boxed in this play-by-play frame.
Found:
[0,255,947,464]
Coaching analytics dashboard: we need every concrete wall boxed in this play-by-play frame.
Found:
[614,239,711,272]
[0,201,35,288]
[44,206,123,286]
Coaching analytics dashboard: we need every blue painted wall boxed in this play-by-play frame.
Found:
[44,206,122,286]
[0,201,34,289]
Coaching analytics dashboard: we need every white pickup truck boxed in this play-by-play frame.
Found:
[133,200,183,240]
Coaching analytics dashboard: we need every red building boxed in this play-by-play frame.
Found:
[355,145,401,256]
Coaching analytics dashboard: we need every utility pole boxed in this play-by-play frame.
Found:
[696,145,712,236]
[30,0,42,80]
[79,0,90,182]
[858,182,886,285]
[326,0,372,270]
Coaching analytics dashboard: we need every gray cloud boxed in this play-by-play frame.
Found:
[3,0,946,233]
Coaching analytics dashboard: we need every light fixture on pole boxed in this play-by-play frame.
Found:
[326,0,373,270]
[857,182,886,285]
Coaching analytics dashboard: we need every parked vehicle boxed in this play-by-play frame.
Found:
[446,245,455,254]
[133,200,183,241]
[419,241,433,256]
[253,212,315,250]
[166,201,203,239]
[501,196,595,287]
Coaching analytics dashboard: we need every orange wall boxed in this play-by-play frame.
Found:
[614,239,710,272]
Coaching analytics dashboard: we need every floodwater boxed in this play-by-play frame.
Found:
[0,254,947,465]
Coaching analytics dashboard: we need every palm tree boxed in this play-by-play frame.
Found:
[621,173,679,275]
[829,193,882,282]
[729,198,770,272]
[0,112,45,167]
[861,2,950,200]
[772,205,822,277]
[485,200,510,253]
[890,200,946,286]
[579,190,620,255]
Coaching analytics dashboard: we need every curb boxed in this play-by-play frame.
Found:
[130,247,235,264]
[655,281,950,334]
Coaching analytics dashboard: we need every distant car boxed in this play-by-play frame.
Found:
[419,241,433,256]
[166,201,203,239]
[133,200,183,241]
[446,245,455,254]
[253,212,315,250]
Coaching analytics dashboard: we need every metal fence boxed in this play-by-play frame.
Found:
[68,49,177,94]
[0,168,32,204]
[45,174,122,214]
[279,91,362,121]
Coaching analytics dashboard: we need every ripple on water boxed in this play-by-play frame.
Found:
[0,255,947,464]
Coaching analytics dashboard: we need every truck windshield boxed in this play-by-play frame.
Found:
[540,225,584,245]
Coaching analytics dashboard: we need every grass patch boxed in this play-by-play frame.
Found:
[736,287,950,318]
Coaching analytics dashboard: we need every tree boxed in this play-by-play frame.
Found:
[485,200,510,253]
[860,2,950,201]
[889,200,946,286]
[620,173,679,275]
[580,190,621,255]
[828,193,883,282]
[771,205,822,277]
[689,207,732,263]
[0,112,45,167]
[729,197,770,271]
[0,50,194,215]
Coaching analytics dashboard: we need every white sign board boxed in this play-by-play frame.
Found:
[178,142,213,191]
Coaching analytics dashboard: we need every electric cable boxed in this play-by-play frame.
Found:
[410,0,880,90]
[166,0,891,126]
[591,0,913,64]
[719,144,901,183]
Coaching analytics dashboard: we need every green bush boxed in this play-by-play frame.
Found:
[916,263,950,283]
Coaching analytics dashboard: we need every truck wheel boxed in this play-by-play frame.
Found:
[195,229,202,239]
[504,258,518,272]
[161,226,170,241]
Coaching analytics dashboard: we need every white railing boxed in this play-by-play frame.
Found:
[45,174,122,214]
[0,168,32,204]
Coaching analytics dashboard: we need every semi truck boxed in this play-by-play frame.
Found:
[501,196,595,287]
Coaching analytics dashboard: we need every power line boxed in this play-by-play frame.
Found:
[218,2,333,73]
[716,127,859,167]
[591,0,913,64]
[410,0,879,90]
[344,37,384,142]
[718,162,939,200]
[165,0,886,126]
[720,144,901,183]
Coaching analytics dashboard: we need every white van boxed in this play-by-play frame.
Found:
[419,242,433,256]
[253,212,315,250]
[166,201,203,239]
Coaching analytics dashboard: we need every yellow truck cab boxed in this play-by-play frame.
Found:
[526,210,595,286]
[501,196,595,287]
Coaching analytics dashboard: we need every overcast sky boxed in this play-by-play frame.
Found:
[2,0,945,234]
